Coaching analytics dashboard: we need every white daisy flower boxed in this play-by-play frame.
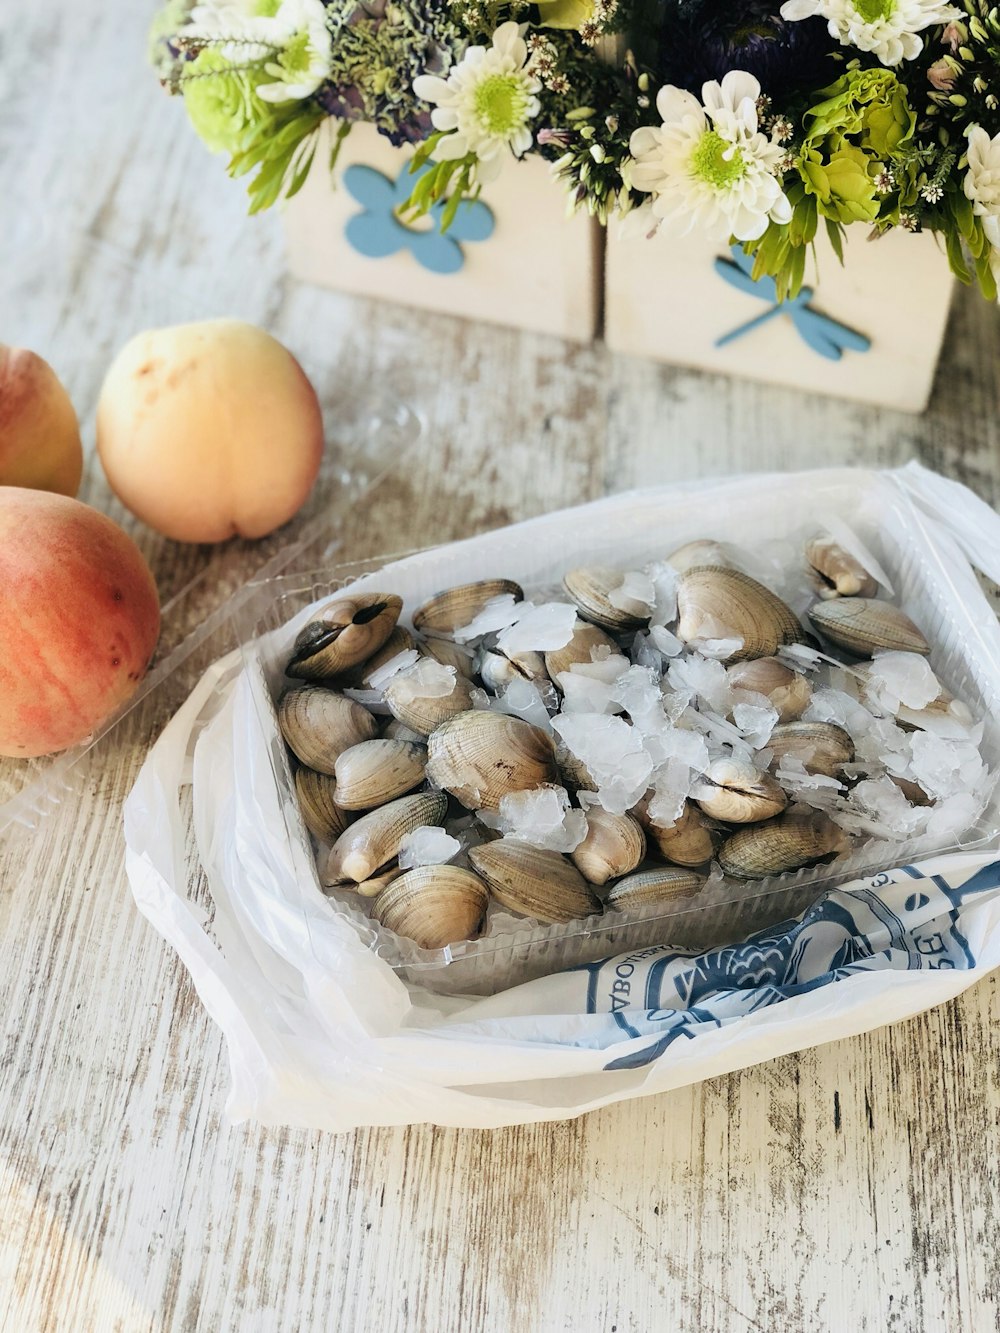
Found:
[413,22,542,184]
[257,0,332,103]
[779,0,962,68]
[628,71,793,243]
[965,125,1000,251]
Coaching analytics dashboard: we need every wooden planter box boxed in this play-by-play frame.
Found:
[285,123,954,411]
[603,224,954,412]
[284,123,603,342]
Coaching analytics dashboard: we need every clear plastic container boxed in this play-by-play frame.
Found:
[227,468,1000,995]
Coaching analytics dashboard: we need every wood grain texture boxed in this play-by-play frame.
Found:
[2,3,1000,1331]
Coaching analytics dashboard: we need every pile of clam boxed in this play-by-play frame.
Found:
[275,532,988,952]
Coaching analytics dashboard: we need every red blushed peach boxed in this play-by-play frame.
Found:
[0,346,84,496]
[0,489,161,758]
[96,319,325,543]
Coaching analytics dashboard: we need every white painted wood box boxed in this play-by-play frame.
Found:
[284,122,602,342]
[604,224,955,412]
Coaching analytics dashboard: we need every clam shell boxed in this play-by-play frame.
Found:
[286,593,403,680]
[355,627,416,687]
[692,758,788,823]
[727,657,813,722]
[468,841,600,924]
[413,579,523,638]
[420,636,477,677]
[478,647,549,694]
[383,671,475,737]
[562,567,650,633]
[891,775,931,807]
[767,721,854,778]
[666,540,734,574]
[556,744,598,794]
[718,812,848,880]
[676,567,803,662]
[372,866,489,949]
[638,800,719,866]
[605,867,704,911]
[333,739,427,810]
[324,791,448,884]
[805,536,878,599]
[427,711,558,811]
[356,866,403,898]
[808,598,930,658]
[294,767,350,843]
[570,810,646,886]
[544,621,619,680]
[278,687,378,775]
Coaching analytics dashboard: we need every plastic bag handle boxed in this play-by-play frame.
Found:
[894,462,1000,590]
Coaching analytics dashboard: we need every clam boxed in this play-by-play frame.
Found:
[691,758,788,823]
[666,539,734,574]
[562,567,650,633]
[727,657,812,723]
[767,721,854,779]
[278,687,378,775]
[718,812,848,880]
[427,711,558,811]
[637,800,719,866]
[413,579,523,638]
[324,791,448,884]
[805,536,878,599]
[544,620,618,680]
[421,636,477,678]
[570,809,646,886]
[294,767,350,843]
[372,866,489,949]
[333,739,427,810]
[356,627,416,687]
[286,593,403,680]
[676,567,802,662]
[383,718,426,743]
[556,744,598,794]
[478,647,549,694]
[356,866,403,898]
[605,867,705,911]
[468,841,600,924]
[891,775,931,807]
[808,598,930,657]
[383,669,475,737]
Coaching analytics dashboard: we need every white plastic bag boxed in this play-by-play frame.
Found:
[124,464,1000,1130]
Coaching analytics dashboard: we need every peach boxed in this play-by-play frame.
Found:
[0,345,84,496]
[96,319,324,543]
[0,489,161,758]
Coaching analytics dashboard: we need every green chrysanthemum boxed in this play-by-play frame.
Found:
[181,48,267,155]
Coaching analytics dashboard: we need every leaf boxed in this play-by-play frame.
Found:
[825,218,845,264]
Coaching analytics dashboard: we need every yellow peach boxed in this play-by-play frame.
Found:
[96,319,324,543]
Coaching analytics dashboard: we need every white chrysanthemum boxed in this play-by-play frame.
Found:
[780,0,962,67]
[257,0,332,103]
[627,72,793,243]
[965,125,1000,251]
[413,22,542,184]
[183,0,286,60]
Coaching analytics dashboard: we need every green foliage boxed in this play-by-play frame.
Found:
[400,134,480,231]
[228,102,328,213]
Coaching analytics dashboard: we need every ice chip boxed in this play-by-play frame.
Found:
[553,713,654,814]
[846,777,926,838]
[497,784,588,852]
[644,561,680,628]
[649,624,683,657]
[342,688,392,714]
[609,570,656,614]
[667,655,733,715]
[555,671,623,715]
[866,651,940,712]
[612,665,665,731]
[395,658,457,699]
[924,791,983,840]
[733,700,779,750]
[697,637,745,661]
[452,594,522,643]
[908,732,984,800]
[496,677,554,732]
[497,601,577,655]
[366,648,421,692]
[566,654,631,686]
[397,826,461,869]
[646,761,692,826]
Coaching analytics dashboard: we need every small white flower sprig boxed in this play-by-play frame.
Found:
[408,21,541,224]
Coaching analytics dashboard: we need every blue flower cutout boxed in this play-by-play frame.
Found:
[714,246,872,362]
[343,161,495,276]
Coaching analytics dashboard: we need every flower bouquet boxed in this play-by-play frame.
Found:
[151,3,999,399]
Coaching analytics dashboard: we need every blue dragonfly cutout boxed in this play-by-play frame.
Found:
[343,161,495,276]
[714,246,871,361]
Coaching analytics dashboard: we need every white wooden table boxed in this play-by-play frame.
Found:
[3,5,1000,1329]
